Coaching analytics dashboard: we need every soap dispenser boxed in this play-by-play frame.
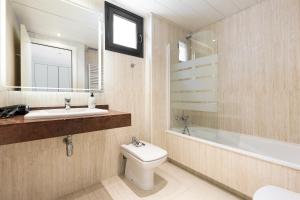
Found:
[88,92,96,109]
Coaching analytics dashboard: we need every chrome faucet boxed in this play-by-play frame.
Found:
[176,111,190,135]
[65,98,71,110]
[132,137,145,147]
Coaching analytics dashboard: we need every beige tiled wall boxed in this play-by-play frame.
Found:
[0,130,128,200]
[150,15,189,148]
[0,90,8,106]
[2,91,101,107]
[216,0,300,144]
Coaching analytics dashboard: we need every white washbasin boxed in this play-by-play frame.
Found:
[24,108,109,120]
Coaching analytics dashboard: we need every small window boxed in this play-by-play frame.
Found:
[179,41,188,62]
[105,1,143,58]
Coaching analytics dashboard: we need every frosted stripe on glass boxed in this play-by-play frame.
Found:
[175,54,217,70]
[171,79,216,91]
[172,65,217,80]
[171,54,218,112]
[172,102,217,112]
[171,91,217,102]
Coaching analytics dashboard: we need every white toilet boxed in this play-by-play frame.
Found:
[121,140,168,190]
[254,186,300,200]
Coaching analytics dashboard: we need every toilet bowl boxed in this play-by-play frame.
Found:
[254,186,300,200]
[121,141,168,190]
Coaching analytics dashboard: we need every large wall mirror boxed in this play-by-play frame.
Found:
[1,0,103,92]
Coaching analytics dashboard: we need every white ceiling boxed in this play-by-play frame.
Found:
[31,43,72,67]
[109,0,262,31]
[10,0,100,48]
[10,0,263,41]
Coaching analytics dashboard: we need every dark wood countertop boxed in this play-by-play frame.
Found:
[0,106,131,145]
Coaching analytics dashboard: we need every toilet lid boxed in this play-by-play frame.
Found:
[253,186,300,200]
[121,141,167,162]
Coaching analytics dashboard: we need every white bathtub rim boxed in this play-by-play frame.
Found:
[166,130,300,171]
[172,126,300,149]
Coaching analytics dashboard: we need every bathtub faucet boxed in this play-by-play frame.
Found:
[176,112,190,136]
[64,97,71,110]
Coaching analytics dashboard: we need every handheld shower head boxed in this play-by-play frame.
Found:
[186,33,193,40]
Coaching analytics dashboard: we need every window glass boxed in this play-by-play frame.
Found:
[105,1,143,58]
[113,14,137,49]
[179,41,188,62]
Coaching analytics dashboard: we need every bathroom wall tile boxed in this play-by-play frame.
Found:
[6,91,97,107]
[0,90,8,107]
[216,0,300,144]
[0,131,109,200]
[150,14,189,148]
[288,91,300,143]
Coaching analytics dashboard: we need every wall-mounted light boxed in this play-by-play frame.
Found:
[57,33,61,37]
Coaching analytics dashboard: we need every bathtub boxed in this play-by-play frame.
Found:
[168,126,300,171]
[166,127,300,197]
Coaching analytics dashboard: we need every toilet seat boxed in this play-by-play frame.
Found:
[121,141,168,190]
[254,186,300,200]
[121,141,167,162]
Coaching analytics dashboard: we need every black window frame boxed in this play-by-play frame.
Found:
[105,1,144,58]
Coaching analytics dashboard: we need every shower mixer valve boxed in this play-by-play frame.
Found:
[176,112,191,136]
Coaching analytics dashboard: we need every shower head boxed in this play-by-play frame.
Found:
[186,33,193,40]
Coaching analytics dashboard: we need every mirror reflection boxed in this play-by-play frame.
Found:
[5,0,102,92]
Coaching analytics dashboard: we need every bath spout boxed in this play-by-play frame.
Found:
[183,125,190,136]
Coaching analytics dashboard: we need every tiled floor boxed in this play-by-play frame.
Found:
[57,184,113,200]
[102,162,242,200]
[59,162,241,200]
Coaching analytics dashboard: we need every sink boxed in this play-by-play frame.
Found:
[24,108,109,120]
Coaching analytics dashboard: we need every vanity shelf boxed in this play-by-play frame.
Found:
[0,105,131,145]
